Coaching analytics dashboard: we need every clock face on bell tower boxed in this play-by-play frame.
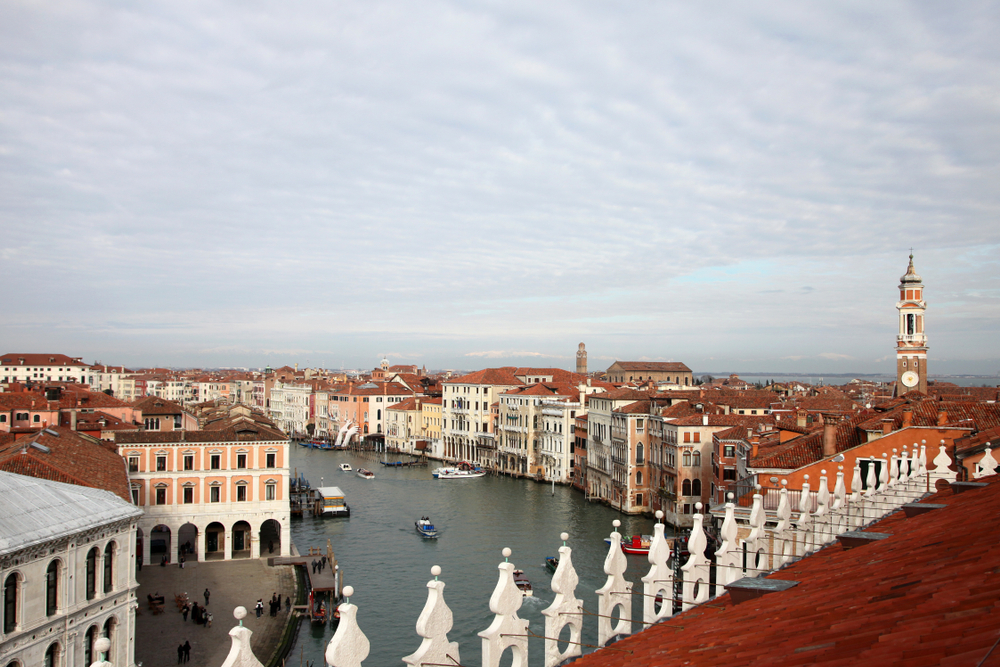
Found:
[895,253,928,396]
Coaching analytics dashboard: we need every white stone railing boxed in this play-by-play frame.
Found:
[82,445,958,667]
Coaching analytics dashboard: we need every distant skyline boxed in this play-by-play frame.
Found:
[2,2,998,375]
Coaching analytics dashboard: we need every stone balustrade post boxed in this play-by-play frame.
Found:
[542,533,582,667]
[224,606,265,667]
[403,568,459,667]
[713,497,741,587]
[796,476,813,556]
[641,511,674,624]
[975,445,998,479]
[681,504,710,610]
[596,521,632,646]
[479,549,528,667]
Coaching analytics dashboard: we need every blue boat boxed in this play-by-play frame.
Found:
[415,517,438,538]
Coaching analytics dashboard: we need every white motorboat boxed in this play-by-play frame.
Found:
[434,467,486,479]
[415,517,438,538]
[357,468,375,479]
[340,463,352,472]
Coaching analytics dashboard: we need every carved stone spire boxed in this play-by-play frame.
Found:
[479,549,528,667]
[542,533,583,667]
[596,520,632,646]
[404,568,459,667]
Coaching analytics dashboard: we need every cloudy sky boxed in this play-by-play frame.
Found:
[2,1,998,375]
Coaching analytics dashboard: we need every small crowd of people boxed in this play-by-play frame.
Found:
[311,555,328,574]
[181,600,212,627]
[255,592,290,618]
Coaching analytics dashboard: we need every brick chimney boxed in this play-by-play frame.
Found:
[936,408,948,426]
[881,419,893,435]
[902,408,913,428]
[797,411,807,429]
[823,417,838,458]
[751,434,760,459]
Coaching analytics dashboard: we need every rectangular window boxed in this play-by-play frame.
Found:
[683,432,691,443]
[211,454,221,470]
[694,433,701,443]
[266,453,276,468]
[237,453,247,469]
[723,445,735,458]
[156,456,167,471]
[237,485,247,501]
[210,486,220,502]
[155,488,166,505]
[183,487,193,504]
[183,455,194,471]
[266,484,276,500]
[131,487,139,505]
[128,456,139,473]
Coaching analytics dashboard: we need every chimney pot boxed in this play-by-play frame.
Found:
[823,417,838,458]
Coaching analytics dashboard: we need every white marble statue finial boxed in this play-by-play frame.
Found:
[642,509,674,624]
[682,505,711,609]
[850,460,862,502]
[597,520,632,646]
[223,608,266,667]
[832,469,846,510]
[814,470,830,517]
[404,568,458,667]
[879,454,891,488]
[561,532,569,546]
[976,445,998,479]
[932,443,953,473]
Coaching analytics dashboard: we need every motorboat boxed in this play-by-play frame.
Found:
[433,467,486,479]
[604,534,653,555]
[513,569,532,596]
[545,556,558,573]
[340,463,353,472]
[356,468,375,479]
[415,517,438,538]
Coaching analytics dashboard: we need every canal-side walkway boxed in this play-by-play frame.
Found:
[135,558,297,667]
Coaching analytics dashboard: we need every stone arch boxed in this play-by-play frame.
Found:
[231,520,253,559]
[103,615,118,663]
[150,525,171,564]
[4,571,22,633]
[84,624,100,665]
[178,523,198,559]
[85,546,100,600]
[43,642,60,667]
[103,541,116,594]
[205,522,225,561]
[45,559,61,616]
[260,519,281,556]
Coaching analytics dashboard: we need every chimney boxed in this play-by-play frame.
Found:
[751,434,760,459]
[936,408,948,426]
[902,408,913,429]
[823,417,837,458]
[70,410,77,431]
[881,419,893,435]
[702,414,708,426]
[796,412,806,429]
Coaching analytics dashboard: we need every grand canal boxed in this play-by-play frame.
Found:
[288,447,673,666]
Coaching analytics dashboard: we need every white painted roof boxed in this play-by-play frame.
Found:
[0,471,143,555]
[315,486,345,498]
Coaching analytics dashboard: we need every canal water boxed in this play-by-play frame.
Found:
[288,448,672,667]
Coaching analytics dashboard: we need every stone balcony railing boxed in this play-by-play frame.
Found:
[93,444,977,667]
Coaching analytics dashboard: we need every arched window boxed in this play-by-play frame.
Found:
[104,542,115,593]
[636,470,643,486]
[4,573,18,633]
[682,479,692,496]
[693,451,701,467]
[84,625,99,665]
[376,409,381,420]
[636,444,644,464]
[692,479,702,497]
[103,618,115,662]
[44,643,60,667]
[682,451,691,466]
[86,548,99,600]
[46,561,59,616]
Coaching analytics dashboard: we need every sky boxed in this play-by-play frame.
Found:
[2,1,999,376]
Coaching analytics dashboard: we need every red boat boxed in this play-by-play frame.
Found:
[621,534,652,555]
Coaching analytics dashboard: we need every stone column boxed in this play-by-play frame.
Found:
[225,529,233,561]
[196,529,207,563]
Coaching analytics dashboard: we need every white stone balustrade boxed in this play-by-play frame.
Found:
[641,511,675,624]
[681,504,710,611]
[327,587,370,667]
[975,445,998,479]
[714,496,742,585]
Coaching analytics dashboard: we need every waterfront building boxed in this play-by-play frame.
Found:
[420,397,443,458]
[329,382,420,444]
[442,368,522,465]
[0,472,141,667]
[895,253,929,395]
[385,396,425,452]
[497,383,582,480]
[585,388,654,509]
[269,382,312,437]
[0,353,94,385]
[572,413,589,491]
[605,361,693,386]
[114,418,291,563]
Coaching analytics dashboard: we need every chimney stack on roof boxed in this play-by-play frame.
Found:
[902,408,913,429]
[823,416,838,458]
[937,407,948,427]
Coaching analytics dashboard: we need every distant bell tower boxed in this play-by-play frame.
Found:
[895,253,928,395]
[576,342,587,375]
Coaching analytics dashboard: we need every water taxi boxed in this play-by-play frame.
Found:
[357,468,375,479]
[315,486,350,517]
[415,517,438,538]
[513,569,532,596]
[340,463,352,472]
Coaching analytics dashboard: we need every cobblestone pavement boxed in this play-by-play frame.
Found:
[135,559,297,667]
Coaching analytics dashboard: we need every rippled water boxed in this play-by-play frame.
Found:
[288,448,672,666]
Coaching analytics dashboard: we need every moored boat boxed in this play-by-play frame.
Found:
[314,486,350,517]
[604,534,654,555]
[545,556,558,573]
[513,569,532,596]
[357,468,375,479]
[415,517,438,538]
[433,467,486,479]
[340,463,352,472]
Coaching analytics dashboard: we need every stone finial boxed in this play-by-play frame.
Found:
[642,512,674,623]
[596,523,632,646]
[814,471,829,517]
[918,443,927,475]
[975,446,998,479]
[404,569,459,667]
[682,504,711,609]
[832,469,846,510]
[223,607,266,667]
[775,484,791,532]
[325,587,369,667]
[797,476,812,526]
[850,460,862,503]
[879,454,891,488]
[888,452,899,487]
[89,637,113,667]
[932,443,953,472]
[543,537,583,666]
[479,552,528,667]
[899,448,910,484]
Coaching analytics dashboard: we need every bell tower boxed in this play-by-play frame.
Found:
[895,253,928,395]
[576,342,587,375]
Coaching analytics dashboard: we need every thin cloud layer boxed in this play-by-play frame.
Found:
[1,1,998,373]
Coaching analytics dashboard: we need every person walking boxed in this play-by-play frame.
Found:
[255,599,264,618]
[204,588,210,605]
[182,640,191,663]
[285,596,290,610]
[177,643,184,664]
[182,603,189,622]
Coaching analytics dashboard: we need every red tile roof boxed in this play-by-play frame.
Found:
[571,473,1000,667]
[610,361,692,372]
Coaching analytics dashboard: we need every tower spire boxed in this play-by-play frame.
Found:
[895,254,927,396]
